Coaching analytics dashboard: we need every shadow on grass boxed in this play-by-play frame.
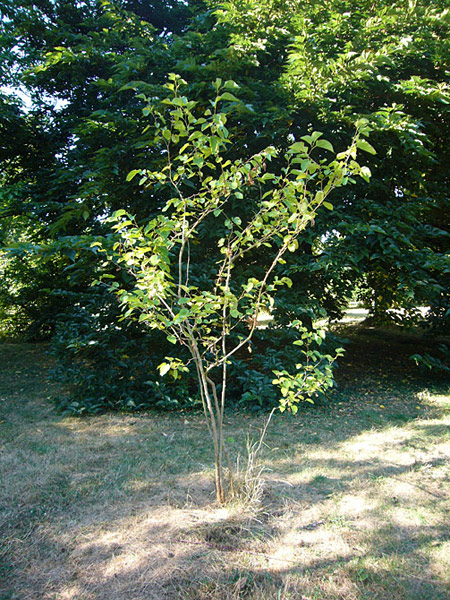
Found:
[2,413,448,599]
[1,338,449,600]
[3,502,448,600]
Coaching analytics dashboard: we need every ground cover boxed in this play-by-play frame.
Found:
[0,327,449,599]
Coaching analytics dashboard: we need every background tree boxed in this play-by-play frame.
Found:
[0,0,448,410]
[216,0,450,324]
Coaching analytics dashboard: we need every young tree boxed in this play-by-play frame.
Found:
[106,75,370,502]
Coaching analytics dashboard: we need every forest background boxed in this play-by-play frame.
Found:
[0,0,449,415]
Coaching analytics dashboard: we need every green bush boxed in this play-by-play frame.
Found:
[227,327,343,411]
[50,290,199,415]
[50,298,343,415]
[411,344,450,374]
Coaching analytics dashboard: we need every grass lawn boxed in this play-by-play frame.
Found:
[0,327,449,599]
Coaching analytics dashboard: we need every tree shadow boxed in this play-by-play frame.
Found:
[2,419,448,600]
[1,334,449,599]
[4,502,447,600]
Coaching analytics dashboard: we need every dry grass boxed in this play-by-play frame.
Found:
[0,331,449,600]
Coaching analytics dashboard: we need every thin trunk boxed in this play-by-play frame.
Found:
[190,340,227,504]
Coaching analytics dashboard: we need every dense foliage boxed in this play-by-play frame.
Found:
[0,0,449,411]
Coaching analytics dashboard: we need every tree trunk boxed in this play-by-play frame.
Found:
[215,455,225,503]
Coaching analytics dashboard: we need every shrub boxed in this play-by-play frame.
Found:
[411,344,450,374]
[228,326,344,411]
[50,290,199,414]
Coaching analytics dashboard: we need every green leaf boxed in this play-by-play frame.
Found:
[158,363,171,376]
[360,166,372,182]
[356,139,377,155]
[315,191,324,203]
[220,92,239,102]
[289,141,307,153]
[316,139,334,152]
[224,80,239,89]
[126,169,141,182]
